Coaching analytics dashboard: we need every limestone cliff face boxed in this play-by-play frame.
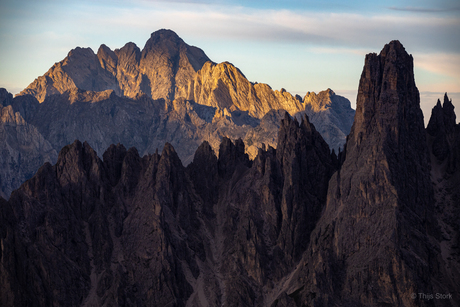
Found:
[13,30,353,164]
[303,88,355,151]
[112,42,141,98]
[20,47,119,102]
[140,29,211,100]
[20,29,211,102]
[0,89,57,199]
[191,61,305,119]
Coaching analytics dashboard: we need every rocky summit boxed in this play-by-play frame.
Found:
[1,40,459,306]
[0,29,354,198]
[19,29,211,102]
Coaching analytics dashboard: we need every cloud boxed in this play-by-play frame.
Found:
[81,3,459,53]
[308,47,368,57]
[388,6,460,13]
[415,53,460,79]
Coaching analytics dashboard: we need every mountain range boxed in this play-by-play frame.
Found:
[0,32,459,306]
[0,29,354,199]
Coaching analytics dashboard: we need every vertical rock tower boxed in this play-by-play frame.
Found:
[291,41,438,306]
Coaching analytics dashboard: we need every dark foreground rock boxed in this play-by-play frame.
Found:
[0,110,336,306]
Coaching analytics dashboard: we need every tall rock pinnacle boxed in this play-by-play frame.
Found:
[426,93,460,299]
[285,41,439,306]
[344,40,432,214]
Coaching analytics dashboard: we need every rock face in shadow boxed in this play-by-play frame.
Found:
[426,94,460,302]
[0,89,57,199]
[0,140,200,306]
[0,112,336,307]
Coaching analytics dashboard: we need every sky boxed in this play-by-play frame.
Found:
[0,0,459,124]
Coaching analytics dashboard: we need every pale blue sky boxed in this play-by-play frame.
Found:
[1,0,459,122]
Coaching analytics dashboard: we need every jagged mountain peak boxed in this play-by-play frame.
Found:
[114,41,140,55]
[151,28,180,37]
[442,92,456,125]
[18,30,211,102]
[427,95,455,136]
[97,44,118,74]
[304,88,339,112]
[351,39,421,150]
[160,142,182,165]
[379,39,409,58]
[302,88,355,151]
[8,30,355,184]
[144,29,183,49]
[426,93,458,163]
[142,28,192,58]
[65,46,95,60]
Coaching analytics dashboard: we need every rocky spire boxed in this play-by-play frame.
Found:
[427,93,457,136]
[186,141,218,215]
[217,137,250,178]
[285,40,438,306]
[442,93,457,129]
[426,93,460,295]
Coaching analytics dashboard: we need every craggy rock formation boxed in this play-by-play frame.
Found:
[0,140,201,306]
[19,29,211,102]
[0,112,336,307]
[186,113,335,306]
[19,29,354,136]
